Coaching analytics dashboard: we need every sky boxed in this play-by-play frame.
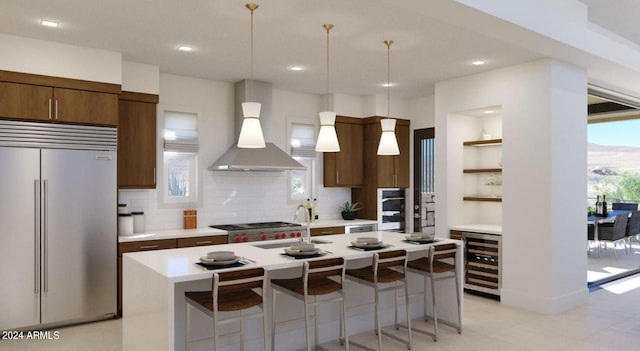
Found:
[588,119,640,147]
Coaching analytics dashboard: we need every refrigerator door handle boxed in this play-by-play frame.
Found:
[43,179,48,293]
[34,179,40,294]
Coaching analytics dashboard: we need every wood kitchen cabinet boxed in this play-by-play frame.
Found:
[117,92,159,189]
[0,81,53,121]
[118,239,177,316]
[0,70,120,126]
[364,116,410,188]
[177,235,228,247]
[310,226,345,236]
[352,116,410,220]
[323,116,363,187]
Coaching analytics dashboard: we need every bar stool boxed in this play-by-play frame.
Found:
[271,257,348,351]
[184,267,267,351]
[406,243,461,341]
[345,250,411,351]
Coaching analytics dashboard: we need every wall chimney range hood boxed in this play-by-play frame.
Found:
[209,80,306,171]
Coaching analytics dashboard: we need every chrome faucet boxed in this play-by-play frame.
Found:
[294,204,312,243]
[294,204,310,223]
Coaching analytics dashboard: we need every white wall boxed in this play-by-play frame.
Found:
[435,59,588,314]
[119,74,351,229]
[0,34,121,84]
[121,61,159,94]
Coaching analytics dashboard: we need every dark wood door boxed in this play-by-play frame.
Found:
[0,82,52,121]
[117,100,157,188]
[54,88,118,126]
[394,124,411,188]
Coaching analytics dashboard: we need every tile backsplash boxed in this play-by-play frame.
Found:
[119,170,351,231]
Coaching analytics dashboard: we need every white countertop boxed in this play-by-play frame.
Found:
[118,219,377,243]
[118,227,228,243]
[449,224,502,235]
[294,218,377,228]
[123,231,460,283]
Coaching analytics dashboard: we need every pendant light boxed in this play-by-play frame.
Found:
[377,40,400,155]
[315,24,340,152]
[237,3,266,148]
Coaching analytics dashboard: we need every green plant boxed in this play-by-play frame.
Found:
[340,201,361,213]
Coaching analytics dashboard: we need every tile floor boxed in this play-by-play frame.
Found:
[588,241,640,283]
[2,274,639,351]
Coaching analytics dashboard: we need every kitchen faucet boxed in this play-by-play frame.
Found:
[294,204,312,243]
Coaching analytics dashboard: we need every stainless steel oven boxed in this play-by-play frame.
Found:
[377,188,406,232]
[210,222,303,243]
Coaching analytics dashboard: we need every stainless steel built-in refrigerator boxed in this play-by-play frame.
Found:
[0,120,117,330]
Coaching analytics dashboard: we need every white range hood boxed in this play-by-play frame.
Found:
[209,80,306,172]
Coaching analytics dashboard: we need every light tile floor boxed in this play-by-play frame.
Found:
[2,274,639,351]
[588,241,640,283]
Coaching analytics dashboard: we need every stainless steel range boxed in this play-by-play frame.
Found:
[210,221,303,243]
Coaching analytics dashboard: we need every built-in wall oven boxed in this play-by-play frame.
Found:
[377,188,406,232]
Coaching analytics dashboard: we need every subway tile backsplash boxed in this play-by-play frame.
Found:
[119,170,351,231]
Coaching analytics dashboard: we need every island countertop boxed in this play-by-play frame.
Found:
[122,231,463,351]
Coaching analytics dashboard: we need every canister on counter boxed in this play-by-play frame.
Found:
[118,203,129,214]
[119,213,134,236]
[132,211,145,233]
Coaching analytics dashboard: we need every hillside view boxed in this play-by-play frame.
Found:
[588,142,640,201]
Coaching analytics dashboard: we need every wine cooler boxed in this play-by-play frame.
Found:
[463,232,501,296]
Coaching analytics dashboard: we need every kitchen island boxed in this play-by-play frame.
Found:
[122,231,463,351]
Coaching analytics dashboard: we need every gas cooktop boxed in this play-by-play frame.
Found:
[209,221,301,231]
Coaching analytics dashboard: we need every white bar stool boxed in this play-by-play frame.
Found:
[406,243,461,341]
[271,257,348,351]
[184,267,267,351]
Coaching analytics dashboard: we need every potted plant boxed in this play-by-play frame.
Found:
[340,201,361,220]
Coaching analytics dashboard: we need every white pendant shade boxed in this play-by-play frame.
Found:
[316,111,340,152]
[238,102,265,148]
[377,118,400,155]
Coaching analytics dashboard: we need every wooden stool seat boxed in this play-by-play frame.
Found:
[185,289,263,312]
[407,257,455,274]
[271,277,342,296]
[345,266,405,283]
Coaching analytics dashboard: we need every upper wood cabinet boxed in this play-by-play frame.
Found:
[0,70,120,126]
[117,92,158,189]
[363,117,410,188]
[323,116,363,187]
[0,82,53,121]
[54,88,118,125]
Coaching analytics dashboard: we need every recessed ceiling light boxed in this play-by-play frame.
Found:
[483,110,495,114]
[289,66,303,71]
[177,45,193,52]
[40,20,59,28]
[471,60,486,66]
[382,83,394,87]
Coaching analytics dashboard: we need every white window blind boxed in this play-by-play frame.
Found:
[164,111,199,153]
[290,123,316,159]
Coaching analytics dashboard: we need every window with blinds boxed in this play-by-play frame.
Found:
[290,123,316,201]
[163,111,199,204]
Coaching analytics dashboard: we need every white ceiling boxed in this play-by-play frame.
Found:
[580,0,640,47]
[0,0,637,99]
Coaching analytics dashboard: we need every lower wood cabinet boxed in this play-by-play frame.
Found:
[117,235,228,315]
[177,235,228,248]
[310,226,345,236]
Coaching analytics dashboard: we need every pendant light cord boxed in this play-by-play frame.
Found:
[385,40,393,119]
[323,24,333,111]
[247,3,258,102]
